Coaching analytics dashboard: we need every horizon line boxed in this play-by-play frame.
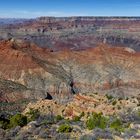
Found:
[1,16,140,19]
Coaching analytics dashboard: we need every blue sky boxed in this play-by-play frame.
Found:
[0,0,140,18]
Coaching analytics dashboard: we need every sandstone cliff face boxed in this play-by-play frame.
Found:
[0,17,140,51]
[0,40,139,103]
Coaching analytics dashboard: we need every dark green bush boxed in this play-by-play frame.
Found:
[58,124,73,133]
[80,112,85,117]
[26,108,39,122]
[73,112,85,122]
[0,120,10,129]
[73,116,81,122]
[112,100,117,106]
[117,106,121,110]
[86,112,108,130]
[106,94,113,100]
[56,115,64,121]
[110,118,124,132]
[10,113,27,128]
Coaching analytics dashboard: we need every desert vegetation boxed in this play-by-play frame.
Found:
[0,93,140,139]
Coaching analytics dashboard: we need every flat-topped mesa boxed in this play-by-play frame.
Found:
[33,16,140,29]
[37,16,140,22]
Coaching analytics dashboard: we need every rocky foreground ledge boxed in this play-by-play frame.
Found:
[0,93,140,140]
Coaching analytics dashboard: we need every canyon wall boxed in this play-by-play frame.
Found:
[0,17,140,51]
[0,40,139,103]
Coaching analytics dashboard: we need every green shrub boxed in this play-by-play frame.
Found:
[58,124,73,133]
[80,112,85,117]
[112,100,117,106]
[26,108,39,122]
[56,115,64,121]
[86,112,108,130]
[73,116,81,122]
[117,106,121,110]
[10,113,27,128]
[73,112,85,122]
[0,121,10,129]
[110,118,124,132]
[106,94,113,100]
